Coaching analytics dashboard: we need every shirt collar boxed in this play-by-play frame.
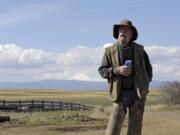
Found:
[117,41,132,49]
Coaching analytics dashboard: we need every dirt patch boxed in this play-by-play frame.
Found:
[55,124,106,132]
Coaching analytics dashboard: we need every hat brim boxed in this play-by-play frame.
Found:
[113,24,138,41]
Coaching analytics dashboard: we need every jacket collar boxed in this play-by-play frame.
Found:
[111,42,118,54]
[111,42,120,66]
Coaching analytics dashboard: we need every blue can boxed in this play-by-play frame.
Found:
[125,60,132,69]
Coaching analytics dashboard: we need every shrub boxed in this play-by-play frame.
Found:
[160,81,180,104]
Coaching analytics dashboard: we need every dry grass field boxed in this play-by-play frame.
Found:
[0,89,180,135]
[0,89,110,106]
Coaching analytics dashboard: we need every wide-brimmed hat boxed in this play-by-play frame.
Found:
[113,19,138,41]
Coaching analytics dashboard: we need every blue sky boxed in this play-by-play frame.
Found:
[0,0,179,82]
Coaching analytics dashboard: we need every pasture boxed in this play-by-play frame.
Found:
[0,89,180,135]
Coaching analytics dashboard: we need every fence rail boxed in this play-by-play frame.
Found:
[0,100,97,112]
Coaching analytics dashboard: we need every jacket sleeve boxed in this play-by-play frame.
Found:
[98,51,117,79]
[143,50,153,81]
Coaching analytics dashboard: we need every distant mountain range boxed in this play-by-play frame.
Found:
[0,80,165,90]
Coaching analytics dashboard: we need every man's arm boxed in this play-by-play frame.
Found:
[143,50,153,81]
[98,51,117,79]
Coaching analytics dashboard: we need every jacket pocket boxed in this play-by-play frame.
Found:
[107,78,119,101]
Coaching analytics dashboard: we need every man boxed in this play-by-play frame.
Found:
[98,19,152,135]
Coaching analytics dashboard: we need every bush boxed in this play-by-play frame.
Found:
[160,81,180,104]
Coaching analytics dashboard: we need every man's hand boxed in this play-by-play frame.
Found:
[116,65,132,77]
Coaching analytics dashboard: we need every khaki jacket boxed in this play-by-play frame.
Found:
[98,42,152,102]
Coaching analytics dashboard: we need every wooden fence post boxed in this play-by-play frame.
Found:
[59,102,61,111]
[52,101,54,111]
[3,99,5,112]
[42,100,44,111]
[65,102,68,110]
[19,100,21,111]
[70,103,73,110]
[78,104,81,110]
[32,100,34,111]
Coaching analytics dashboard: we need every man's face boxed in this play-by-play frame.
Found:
[118,26,133,45]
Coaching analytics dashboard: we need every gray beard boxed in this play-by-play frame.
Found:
[118,38,129,45]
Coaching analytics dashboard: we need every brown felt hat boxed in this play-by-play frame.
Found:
[113,19,138,41]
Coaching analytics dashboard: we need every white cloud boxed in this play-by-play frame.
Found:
[56,47,103,66]
[0,44,104,82]
[0,44,57,68]
[19,48,56,65]
[145,45,180,58]
[0,43,179,82]
[103,43,113,48]
[0,44,22,65]
[145,45,180,81]
[68,72,91,81]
